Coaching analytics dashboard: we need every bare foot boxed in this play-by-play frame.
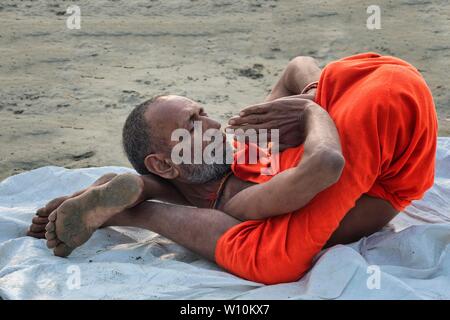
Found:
[45,173,144,257]
[27,173,118,239]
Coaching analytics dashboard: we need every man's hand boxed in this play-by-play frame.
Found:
[223,98,344,220]
[227,95,315,151]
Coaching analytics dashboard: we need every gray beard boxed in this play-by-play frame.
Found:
[178,162,231,184]
[178,139,234,184]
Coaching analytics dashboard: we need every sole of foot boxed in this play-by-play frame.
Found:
[27,173,118,239]
[45,173,143,257]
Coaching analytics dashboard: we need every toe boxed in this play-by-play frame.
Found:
[53,242,73,257]
[32,216,49,224]
[45,222,55,232]
[48,211,57,222]
[47,238,60,248]
[36,197,67,218]
[45,197,68,213]
[95,173,118,185]
[45,230,56,240]
[30,224,46,233]
[36,207,45,216]
[27,230,46,239]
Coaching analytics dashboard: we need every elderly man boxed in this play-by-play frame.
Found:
[29,53,437,284]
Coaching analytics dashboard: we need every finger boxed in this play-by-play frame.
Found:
[226,124,259,131]
[239,102,271,116]
[227,116,241,125]
[229,113,300,127]
[227,120,279,131]
[239,97,311,118]
[226,125,260,133]
[228,114,269,126]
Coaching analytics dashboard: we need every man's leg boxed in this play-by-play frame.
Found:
[325,195,398,248]
[105,201,240,260]
[44,173,238,258]
[214,56,437,285]
[41,173,397,277]
[44,173,146,256]
[28,173,119,238]
[265,56,321,102]
[101,195,397,261]
[30,171,188,240]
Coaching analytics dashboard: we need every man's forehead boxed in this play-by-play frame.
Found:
[145,95,200,127]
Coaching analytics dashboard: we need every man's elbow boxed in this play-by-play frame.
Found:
[314,148,345,185]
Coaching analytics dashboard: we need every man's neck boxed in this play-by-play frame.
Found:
[171,178,222,208]
[171,175,255,210]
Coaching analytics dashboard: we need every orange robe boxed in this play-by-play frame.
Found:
[215,53,438,284]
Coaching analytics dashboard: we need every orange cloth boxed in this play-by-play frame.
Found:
[215,53,438,284]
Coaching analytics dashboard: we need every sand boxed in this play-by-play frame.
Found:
[0,0,449,181]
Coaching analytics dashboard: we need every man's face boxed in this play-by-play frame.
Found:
[145,95,232,183]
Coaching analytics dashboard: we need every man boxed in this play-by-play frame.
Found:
[28,52,437,284]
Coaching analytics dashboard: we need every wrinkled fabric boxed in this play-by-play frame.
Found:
[0,138,448,299]
[216,53,438,284]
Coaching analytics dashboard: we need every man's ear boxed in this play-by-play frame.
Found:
[144,154,179,180]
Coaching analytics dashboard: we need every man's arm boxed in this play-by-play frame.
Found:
[265,56,322,102]
[224,98,344,220]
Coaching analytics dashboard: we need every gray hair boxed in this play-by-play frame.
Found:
[122,96,164,174]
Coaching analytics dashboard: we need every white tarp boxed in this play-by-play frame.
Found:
[0,138,449,300]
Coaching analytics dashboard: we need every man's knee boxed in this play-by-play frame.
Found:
[289,56,318,66]
[217,244,309,284]
[215,220,311,284]
[285,56,321,93]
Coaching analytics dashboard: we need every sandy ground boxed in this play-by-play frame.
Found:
[0,0,449,181]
